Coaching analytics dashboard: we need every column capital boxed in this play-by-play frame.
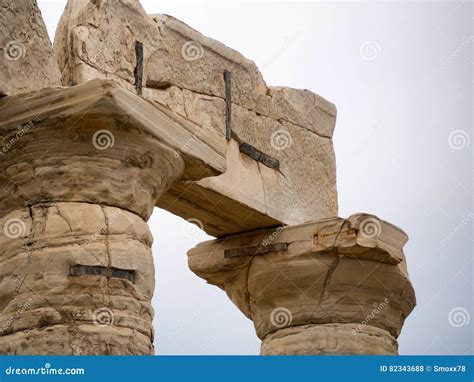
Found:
[188,214,416,355]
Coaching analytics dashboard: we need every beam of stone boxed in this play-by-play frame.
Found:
[187,214,416,355]
[53,0,338,236]
[0,79,224,207]
[0,0,61,96]
[0,80,190,354]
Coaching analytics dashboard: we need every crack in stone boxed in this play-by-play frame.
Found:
[15,205,36,293]
[147,82,332,140]
[318,254,342,307]
[55,205,73,233]
[246,256,256,320]
[100,205,112,300]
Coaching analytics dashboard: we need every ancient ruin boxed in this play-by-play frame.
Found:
[0,0,415,355]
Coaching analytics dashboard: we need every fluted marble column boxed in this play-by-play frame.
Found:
[188,214,416,355]
[0,81,185,354]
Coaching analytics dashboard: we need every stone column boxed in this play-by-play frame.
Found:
[0,82,185,354]
[188,214,416,355]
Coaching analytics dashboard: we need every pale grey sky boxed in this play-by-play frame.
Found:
[38,0,472,355]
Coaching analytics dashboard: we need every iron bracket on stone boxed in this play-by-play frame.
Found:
[224,69,232,140]
[69,264,135,283]
[224,242,288,258]
[134,41,144,95]
[239,142,280,170]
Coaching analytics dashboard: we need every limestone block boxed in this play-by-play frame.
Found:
[0,79,225,220]
[155,91,337,235]
[157,140,282,235]
[187,214,416,355]
[53,0,339,236]
[54,0,158,87]
[0,0,61,96]
[0,75,337,237]
[230,104,337,223]
[53,0,336,139]
[146,14,267,109]
[54,1,267,104]
[267,86,337,138]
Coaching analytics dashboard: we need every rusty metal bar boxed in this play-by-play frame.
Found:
[224,242,288,258]
[134,41,143,95]
[70,265,135,283]
[239,142,280,170]
[224,69,232,140]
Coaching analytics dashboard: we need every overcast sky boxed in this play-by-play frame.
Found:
[38,0,472,355]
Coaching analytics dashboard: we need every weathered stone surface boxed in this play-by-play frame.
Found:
[54,0,337,138]
[0,0,61,96]
[157,140,284,235]
[0,79,229,220]
[261,324,398,355]
[54,0,158,88]
[147,14,268,106]
[187,214,416,355]
[142,76,338,231]
[0,202,155,355]
[267,86,336,138]
[0,78,195,354]
[151,85,337,234]
[54,1,267,105]
[53,0,338,236]
[54,2,336,137]
[0,0,417,357]
[2,325,153,355]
